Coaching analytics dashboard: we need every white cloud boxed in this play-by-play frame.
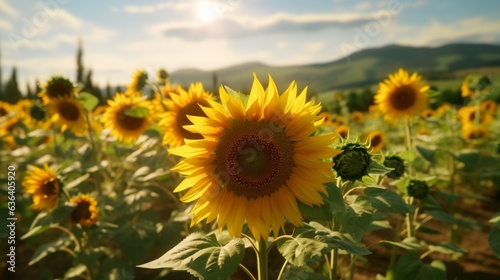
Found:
[395,17,500,46]
[0,0,18,17]
[123,1,191,14]
[53,9,84,29]
[0,19,12,31]
[355,1,371,11]
[304,42,325,52]
[151,11,375,40]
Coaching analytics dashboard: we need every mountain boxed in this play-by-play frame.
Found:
[170,43,500,94]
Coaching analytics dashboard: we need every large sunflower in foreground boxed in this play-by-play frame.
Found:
[47,95,87,136]
[169,74,339,240]
[70,194,99,227]
[375,68,429,120]
[159,82,213,148]
[101,93,153,143]
[22,163,60,211]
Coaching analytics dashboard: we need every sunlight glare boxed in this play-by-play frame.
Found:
[197,1,218,22]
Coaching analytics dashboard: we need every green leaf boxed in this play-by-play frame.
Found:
[65,173,90,189]
[281,265,329,280]
[325,182,345,212]
[277,227,328,266]
[29,237,71,265]
[377,237,423,251]
[335,196,373,240]
[489,213,500,227]
[368,160,394,175]
[415,145,436,164]
[425,210,482,230]
[394,251,446,280]
[416,225,441,235]
[64,264,87,279]
[138,232,245,280]
[20,225,51,240]
[428,242,467,256]
[489,227,500,257]
[364,187,412,214]
[126,106,149,118]
[308,222,372,256]
[78,92,99,111]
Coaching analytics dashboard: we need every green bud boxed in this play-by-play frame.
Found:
[407,179,429,199]
[383,155,405,179]
[30,104,46,121]
[332,142,371,181]
[45,76,73,99]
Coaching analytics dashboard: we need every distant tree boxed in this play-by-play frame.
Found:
[26,82,34,99]
[115,85,123,94]
[76,38,84,84]
[4,67,22,104]
[212,72,218,95]
[105,82,113,100]
[34,79,42,97]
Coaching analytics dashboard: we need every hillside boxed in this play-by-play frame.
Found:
[170,43,500,94]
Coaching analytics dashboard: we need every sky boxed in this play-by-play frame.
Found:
[1,0,500,90]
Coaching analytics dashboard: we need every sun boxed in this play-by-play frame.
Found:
[197,0,218,22]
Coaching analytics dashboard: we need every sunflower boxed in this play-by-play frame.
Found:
[101,93,153,143]
[334,115,346,126]
[335,124,350,139]
[47,95,87,136]
[159,82,214,148]
[481,100,497,114]
[350,111,364,124]
[318,112,334,125]
[22,163,60,211]
[127,69,148,92]
[375,68,429,120]
[421,109,434,118]
[461,123,488,140]
[70,194,99,227]
[39,76,74,104]
[169,74,339,240]
[457,106,494,125]
[366,130,385,153]
[461,75,491,97]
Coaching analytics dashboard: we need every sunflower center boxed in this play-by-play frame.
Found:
[42,179,58,198]
[0,108,7,116]
[117,106,146,131]
[390,85,417,110]
[176,100,209,140]
[58,101,80,121]
[371,134,382,147]
[72,200,92,222]
[215,121,295,199]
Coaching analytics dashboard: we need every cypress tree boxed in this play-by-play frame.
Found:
[76,38,84,84]
[4,67,22,104]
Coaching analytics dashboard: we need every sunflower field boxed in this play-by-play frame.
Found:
[1,68,500,280]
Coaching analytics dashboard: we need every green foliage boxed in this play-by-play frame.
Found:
[138,231,245,280]
[394,251,446,280]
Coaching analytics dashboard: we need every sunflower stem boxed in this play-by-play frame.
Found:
[330,219,340,280]
[404,116,413,175]
[51,225,81,253]
[276,260,288,280]
[85,112,102,194]
[257,238,269,280]
[239,264,256,280]
[405,196,415,238]
[388,217,402,273]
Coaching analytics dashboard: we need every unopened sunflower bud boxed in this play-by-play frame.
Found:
[407,179,429,199]
[44,76,73,99]
[30,104,46,121]
[383,155,405,179]
[332,143,371,181]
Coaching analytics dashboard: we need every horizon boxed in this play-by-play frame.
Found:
[2,0,500,89]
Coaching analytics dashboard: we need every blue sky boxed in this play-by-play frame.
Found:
[1,0,500,88]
